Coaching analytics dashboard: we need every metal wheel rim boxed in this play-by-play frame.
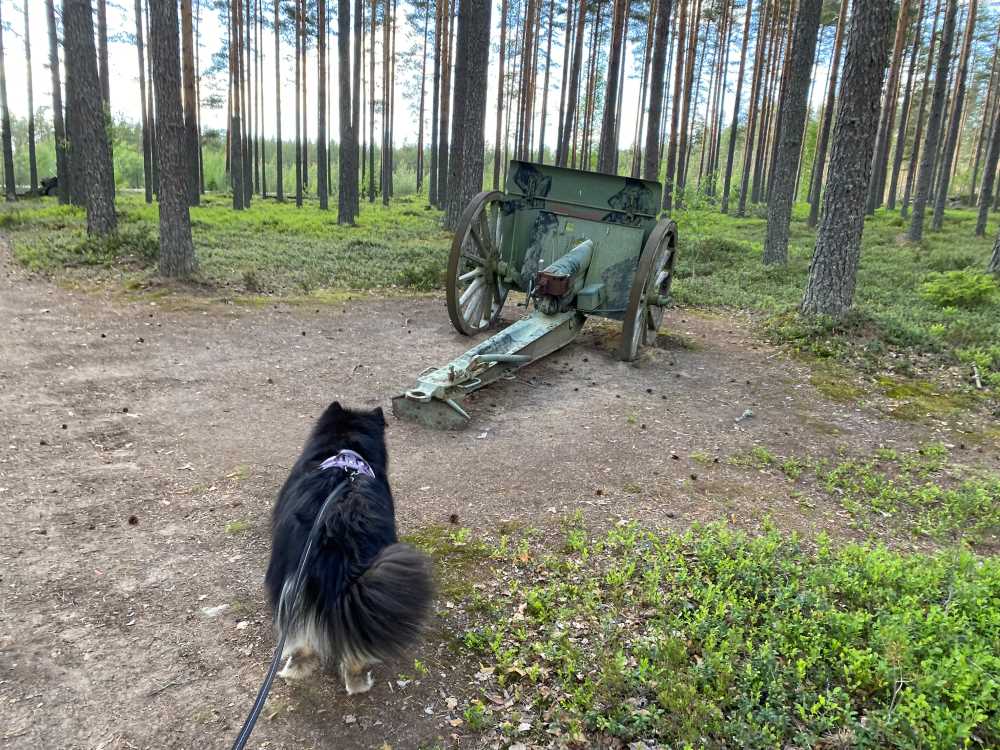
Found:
[619,220,677,361]
[446,191,509,336]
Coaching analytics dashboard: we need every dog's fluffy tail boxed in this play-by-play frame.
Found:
[336,543,433,663]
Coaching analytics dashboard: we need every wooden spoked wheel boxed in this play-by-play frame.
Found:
[447,191,510,336]
[619,219,678,361]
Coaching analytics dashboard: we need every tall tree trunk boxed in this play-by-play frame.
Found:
[902,0,942,217]
[436,0,454,206]
[805,0,847,225]
[969,31,999,204]
[430,0,441,201]
[63,0,117,232]
[642,0,673,180]
[96,0,114,198]
[381,0,392,205]
[493,0,509,187]
[721,0,754,212]
[762,0,822,265]
[751,14,780,204]
[135,0,153,203]
[369,0,376,202]
[802,0,894,316]
[930,0,976,231]
[989,226,1000,274]
[0,4,15,200]
[256,0,265,197]
[294,0,303,205]
[302,1,309,191]
[536,0,555,163]
[975,100,1000,236]
[240,0,252,206]
[145,0,158,199]
[887,0,925,210]
[352,0,362,214]
[736,0,770,216]
[664,0,689,209]
[416,6,430,192]
[317,0,329,210]
[865,0,912,214]
[446,0,490,226]
[597,0,627,173]
[180,0,200,206]
[231,0,246,209]
[445,0,472,226]
[907,0,957,241]
[22,0,38,195]
[557,0,587,167]
[339,0,359,222]
[46,0,69,204]
[675,0,701,202]
[150,0,196,277]
[274,0,284,201]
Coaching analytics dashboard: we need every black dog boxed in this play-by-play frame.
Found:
[264,401,432,693]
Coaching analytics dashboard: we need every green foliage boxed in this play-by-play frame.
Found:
[920,270,998,308]
[462,523,1000,748]
[3,193,450,293]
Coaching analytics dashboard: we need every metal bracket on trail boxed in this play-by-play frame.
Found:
[392,160,679,430]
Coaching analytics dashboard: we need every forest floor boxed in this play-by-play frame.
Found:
[2,196,999,749]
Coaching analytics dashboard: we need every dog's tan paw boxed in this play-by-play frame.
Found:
[278,652,317,682]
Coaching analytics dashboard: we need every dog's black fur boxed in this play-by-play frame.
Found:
[264,401,432,688]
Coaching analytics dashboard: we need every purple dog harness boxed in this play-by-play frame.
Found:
[318,449,375,479]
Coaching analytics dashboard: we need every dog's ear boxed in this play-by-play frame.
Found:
[372,406,386,426]
[329,401,344,414]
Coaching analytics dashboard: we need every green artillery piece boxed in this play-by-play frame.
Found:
[392,160,678,430]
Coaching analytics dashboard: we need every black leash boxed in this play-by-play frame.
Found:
[231,479,349,750]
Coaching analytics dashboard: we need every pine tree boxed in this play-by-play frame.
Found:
[150,0,197,277]
[22,0,38,195]
[901,0,942,217]
[802,0,894,316]
[0,2,15,201]
[63,0,117,232]
[762,0,822,265]
[181,0,200,205]
[930,0,976,230]
[887,0,925,210]
[45,0,69,203]
[720,0,754,211]
[643,0,674,180]
[908,0,957,241]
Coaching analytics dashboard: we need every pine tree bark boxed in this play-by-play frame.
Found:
[675,0,701,201]
[416,6,430,192]
[930,0,976,231]
[145,0,159,199]
[338,0,360,221]
[317,0,329,210]
[180,0,200,206]
[976,102,1000,236]
[436,0,454,206]
[806,0,848,227]
[597,0,627,173]
[294,0,303,206]
[865,0,911,214]
[762,0,821,265]
[230,0,246,209]
[0,4,15,201]
[642,0,673,180]
[134,0,153,203]
[989,226,1000,274]
[493,0,509,186]
[720,0,754,211]
[63,0,117,232]
[447,0,491,225]
[908,0,957,241]
[887,0,925,210]
[369,0,377,202]
[430,0,441,202]
[969,31,999,204]
[736,0,770,216]
[46,0,69,204]
[96,0,114,198]
[801,0,894,316]
[352,0,362,213]
[664,0,689,209]
[22,0,38,195]
[536,0,555,162]
[902,0,942,217]
[150,0,196,277]
[445,0,472,226]
[274,0,284,201]
[557,0,587,167]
